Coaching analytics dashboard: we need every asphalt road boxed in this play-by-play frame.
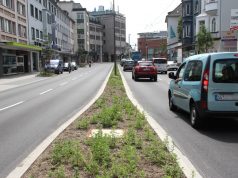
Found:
[121,67,238,178]
[0,63,113,177]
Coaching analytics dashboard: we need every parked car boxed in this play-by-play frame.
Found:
[132,61,157,81]
[167,64,179,76]
[123,59,135,71]
[63,62,73,71]
[120,58,127,66]
[71,61,78,70]
[45,59,63,74]
[168,52,238,129]
[152,58,167,74]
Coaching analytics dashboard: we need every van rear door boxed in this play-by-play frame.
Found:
[207,53,238,112]
[153,58,167,72]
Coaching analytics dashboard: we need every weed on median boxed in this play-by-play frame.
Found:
[23,67,185,178]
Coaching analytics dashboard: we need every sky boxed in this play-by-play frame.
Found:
[76,0,181,48]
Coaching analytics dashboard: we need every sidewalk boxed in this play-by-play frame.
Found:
[0,72,40,92]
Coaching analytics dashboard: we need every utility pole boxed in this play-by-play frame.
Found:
[113,0,117,75]
[128,34,131,59]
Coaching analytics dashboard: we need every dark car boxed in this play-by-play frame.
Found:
[123,60,135,71]
[120,58,127,66]
[45,59,63,74]
[132,61,157,81]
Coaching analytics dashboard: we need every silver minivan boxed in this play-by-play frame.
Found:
[168,52,238,128]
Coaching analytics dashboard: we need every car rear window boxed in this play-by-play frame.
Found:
[139,62,153,66]
[126,61,134,64]
[213,59,238,83]
[153,59,167,64]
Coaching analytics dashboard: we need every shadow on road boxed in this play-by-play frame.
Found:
[172,109,238,143]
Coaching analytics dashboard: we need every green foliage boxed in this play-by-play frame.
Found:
[51,140,84,168]
[88,131,111,166]
[77,118,90,130]
[196,25,214,53]
[48,165,66,178]
[90,115,99,124]
[95,98,106,108]
[135,112,146,130]
[38,71,54,77]
[144,126,156,141]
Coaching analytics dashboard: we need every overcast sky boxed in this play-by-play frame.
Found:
[76,0,181,48]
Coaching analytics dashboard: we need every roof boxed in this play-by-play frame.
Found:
[165,3,182,22]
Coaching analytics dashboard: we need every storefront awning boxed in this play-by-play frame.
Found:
[5,42,42,51]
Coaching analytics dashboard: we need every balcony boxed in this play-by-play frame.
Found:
[205,0,218,15]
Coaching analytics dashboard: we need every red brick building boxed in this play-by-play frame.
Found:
[138,32,167,60]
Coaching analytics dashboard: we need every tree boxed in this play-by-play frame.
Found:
[177,17,182,41]
[41,35,53,71]
[196,25,214,54]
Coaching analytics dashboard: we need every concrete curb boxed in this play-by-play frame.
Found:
[118,66,203,178]
[6,67,113,178]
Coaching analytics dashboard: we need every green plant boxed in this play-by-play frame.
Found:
[89,131,111,166]
[95,98,106,108]
[48,165,66,178]
[135,112,146,130]
[144,126,156,141]
[124,128,136,145]
[38,71,54,77]
[51,140,84,167]
[90,115,99,124]
[77,118,90,130]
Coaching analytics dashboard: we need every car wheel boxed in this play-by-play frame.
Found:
[134,75,138,81]
[154,75,157,82]
[190,103,203,129]
[165,71,167,74]
[169,94,177,111]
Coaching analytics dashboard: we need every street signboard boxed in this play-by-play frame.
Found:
[230,9,238,31]
[221,31,237,48]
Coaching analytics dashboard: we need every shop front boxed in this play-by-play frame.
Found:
[0,42,42,77]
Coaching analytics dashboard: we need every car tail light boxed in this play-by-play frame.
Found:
[234,54,238,57]
[201,57,210,110]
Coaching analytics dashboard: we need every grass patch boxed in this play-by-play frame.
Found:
[37,71,55,77]
[23,66,185,178]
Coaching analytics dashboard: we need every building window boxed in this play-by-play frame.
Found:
[17,2,25,16]
[195,1,199,13]
[39,0,41,4]
[30,4,34,17]
[18,24,26,38]
[31,27,35,40]
[211,18,216,32]
[2,0,14,10]
[183,25,191,37]
[47,13,51,24]
[77,29,84,34]
[1,18,16,34]
[186,4,190,15]
[35,8,38,20]
[36,29,39,39]
[43,0,47,8]
[39,10,42,21]
[40,31,43,39]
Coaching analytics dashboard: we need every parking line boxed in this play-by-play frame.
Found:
[40,89,53,95]
[0,101,24,111]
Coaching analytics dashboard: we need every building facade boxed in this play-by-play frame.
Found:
[90,7,126,62]
[0,0,41,77]
[137,32,167,60]
[182,0,201,57]
[196,0,238,52]
[166,3,183,63]
[57,2,103,62]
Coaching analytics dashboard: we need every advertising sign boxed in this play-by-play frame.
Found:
[221,31,237,48]
[230,9,238,31]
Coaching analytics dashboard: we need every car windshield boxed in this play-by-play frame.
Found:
[50,60,58,65]
[213,59,238,83]
[139,62,153,66]
[126,61,134,64]
[153,59,167,64]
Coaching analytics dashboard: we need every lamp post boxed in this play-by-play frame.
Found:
[128,34,131,59]
[113,0,117,75]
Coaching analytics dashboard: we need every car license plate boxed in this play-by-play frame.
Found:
[215,93,238,101]
[143,68,149,71]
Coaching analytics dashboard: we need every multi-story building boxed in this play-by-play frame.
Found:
[196,0,238,52]
[137,32,167,59]
[0,0,42,77]
[57,1,103,62]
[165,3,183,63]
[182,0,201,57]
[90,6,126,62]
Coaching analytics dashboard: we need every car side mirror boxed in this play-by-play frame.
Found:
[168,72,176,79]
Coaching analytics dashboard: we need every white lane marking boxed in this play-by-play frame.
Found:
[59,82,68,86]
[0,101,24,111]
[72,78,77,81]
[40,89,53,95]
